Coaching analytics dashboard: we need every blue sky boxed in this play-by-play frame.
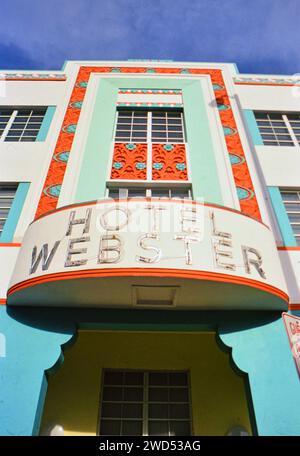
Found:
[1,0,300,75]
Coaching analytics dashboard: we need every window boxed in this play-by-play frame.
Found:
[0,184,18,237]
[99,370,191,436]
[254,112,300,146]
[115,110,185,143]
[0,107,47,142]
[107,187,192,199]
[280,189,300,245]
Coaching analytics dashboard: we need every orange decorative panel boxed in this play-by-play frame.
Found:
[110,143,147,180]
[35,65,262,222]
[152,144,188,180]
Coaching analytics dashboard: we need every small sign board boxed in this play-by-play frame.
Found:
[282,312,300,378]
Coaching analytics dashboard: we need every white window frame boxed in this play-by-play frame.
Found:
[98,369,192,437]
[0,107,46,142]
[0,183,18,237]
[280,188,300,245]
[108,109,190,185]
[255,111,300,147]
[106,186,193,200]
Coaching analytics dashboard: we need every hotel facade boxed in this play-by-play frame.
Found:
[0,60,300,436]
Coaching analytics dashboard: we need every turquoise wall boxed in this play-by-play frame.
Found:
[268,187,297,246]
[36,106,56,142]
[0,306,74,435]
[243,110,264,146]
[0,306,299,435]
[74,77,223,206]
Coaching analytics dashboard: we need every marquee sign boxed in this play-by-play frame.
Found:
[7,200,288,309]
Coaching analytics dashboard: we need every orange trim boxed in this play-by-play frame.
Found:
[7,267,289,304]
[288,304,300,310]
[0,243,22,247]
[32,198,270,229]
[35,66,262,222]
[277,247,300,251]
[0,299,6,305]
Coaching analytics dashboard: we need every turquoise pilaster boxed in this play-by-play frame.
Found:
[219,314,300,435]
[0,306,75,435]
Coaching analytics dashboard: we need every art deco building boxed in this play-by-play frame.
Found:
[0,60,299,436]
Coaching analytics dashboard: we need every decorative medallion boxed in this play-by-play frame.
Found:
[76,81,88,88]
[223,126,237,136]
[125,143,136,151]
[236,187,254,200]
[135,162,146,170]
[113,162,123,170]
[69,101,82,109]
[163,144,174,152]
[217,104,230,111]
[43,184,62,198]
[54,151,70,163]
[62,124,77,134]
[213,83,225,91]
[176,163,186,171]
[229,153,244,165]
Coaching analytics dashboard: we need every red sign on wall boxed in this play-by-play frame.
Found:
[282,312,300,378]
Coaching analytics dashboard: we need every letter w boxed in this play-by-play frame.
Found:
[30,241,60,274]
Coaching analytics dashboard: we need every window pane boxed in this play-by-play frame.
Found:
[117,124,131,131]
[287,114,300,121]
[123,404,143,419]
[169,421,190,436]
[125,372,143,385]
[291,225,300,234]
[148,421,169,436]
[284,203,300,211]
[281,192,300,201]
[127,189,146,198]
[149,372,168,386]
[288,214,300,222]
[133,117,147,124]
[169,388,189,402]
[20,137,36,142]
[133,111,147,117]
[151,189,170,198]
[169,372,188,386]
[132,124,147,131]
[101,403,122,418]
[117,111,131,117]
[102,386,123,401]
[169,404,190,419]
[124,387,143,402]
[149,404,169,419]
[100,420,121,436]
[104,371,123,385]
[268,113,282,120]
[0,209,10,218]
[10,123,26,130]
[149,387,169,402]
[122,421,143,436]
[152,118,167,124]
[152,125,166,131]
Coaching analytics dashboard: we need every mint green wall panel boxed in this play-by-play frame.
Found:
[75,77,223,205]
